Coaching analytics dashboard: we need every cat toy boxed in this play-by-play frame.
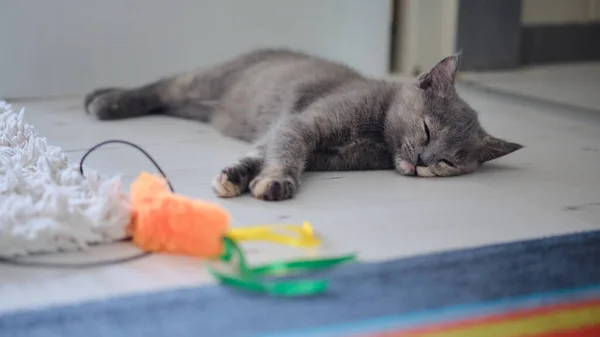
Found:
[82,140,356,297]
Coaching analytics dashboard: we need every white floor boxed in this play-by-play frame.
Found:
[462,62,600,112]
[1,84,600,314]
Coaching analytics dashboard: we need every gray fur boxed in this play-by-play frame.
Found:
[84,49,523,201]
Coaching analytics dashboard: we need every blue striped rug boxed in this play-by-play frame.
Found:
[1,230,599,337]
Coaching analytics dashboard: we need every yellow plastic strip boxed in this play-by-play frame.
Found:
[226,221,321,248]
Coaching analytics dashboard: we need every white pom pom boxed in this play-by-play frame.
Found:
[0,100,130,257]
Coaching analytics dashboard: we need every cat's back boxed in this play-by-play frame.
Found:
[223,49,364,109]
[212,49,365,140]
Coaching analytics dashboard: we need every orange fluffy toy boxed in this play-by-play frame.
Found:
[78,140,355,297]
[127,172,230,258]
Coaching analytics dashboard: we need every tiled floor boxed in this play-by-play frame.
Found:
[1,81,599,314]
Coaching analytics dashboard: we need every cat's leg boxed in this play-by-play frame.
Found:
[249,117,315,201]
[84,72,214,121]
[212,145,264,198]
[85,49,293,121]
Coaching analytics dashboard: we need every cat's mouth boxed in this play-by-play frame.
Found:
[414,155,435,177]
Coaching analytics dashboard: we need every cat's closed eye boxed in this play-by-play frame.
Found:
[423,121,431,144]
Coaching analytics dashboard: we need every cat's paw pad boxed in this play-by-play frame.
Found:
[84,88,123,120]
[249,175,297,201]
[212,170,243,198]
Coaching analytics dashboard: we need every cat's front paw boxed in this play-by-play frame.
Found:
[212,168,245,198]
[249,175,297,201]
[84,88,124,120]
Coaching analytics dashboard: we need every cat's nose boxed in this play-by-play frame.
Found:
[416,155,426,167]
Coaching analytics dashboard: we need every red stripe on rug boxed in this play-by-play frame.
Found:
[358,297,600,337]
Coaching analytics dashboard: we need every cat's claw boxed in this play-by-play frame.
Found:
[249,175,296,201]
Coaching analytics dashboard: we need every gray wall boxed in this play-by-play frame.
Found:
[455,0,522,71]
[0,0,390,99]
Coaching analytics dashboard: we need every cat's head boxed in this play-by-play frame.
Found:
[386,54,523,177]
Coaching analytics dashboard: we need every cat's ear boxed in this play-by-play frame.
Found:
[478,136,524,163]
[417,53,461,92]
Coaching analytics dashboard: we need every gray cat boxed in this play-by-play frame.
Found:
[85,49,523,201]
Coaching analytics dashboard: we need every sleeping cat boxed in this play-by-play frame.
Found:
[84,49,523,201]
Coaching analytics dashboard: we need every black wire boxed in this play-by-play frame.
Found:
[79,139,174,192]
[0,139,174,269]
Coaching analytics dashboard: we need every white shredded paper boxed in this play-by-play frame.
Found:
[0,100,131,257]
